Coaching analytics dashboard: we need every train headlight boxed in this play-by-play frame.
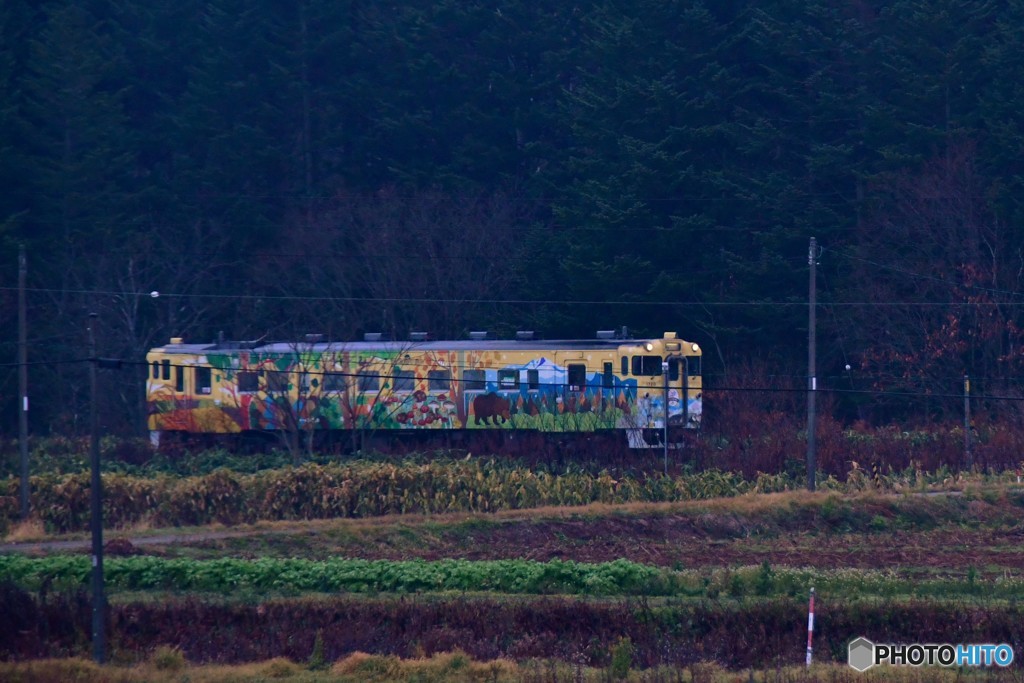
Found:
[645,342,654,351]
[691,343,700,352]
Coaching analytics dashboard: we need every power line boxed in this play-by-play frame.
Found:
[5,285,1024,308]
[833,248,1024,301]
[11,356,1024,404]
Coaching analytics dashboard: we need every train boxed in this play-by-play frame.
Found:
[145,329,702,451]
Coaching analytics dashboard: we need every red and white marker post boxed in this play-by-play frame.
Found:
[806,587,815,667]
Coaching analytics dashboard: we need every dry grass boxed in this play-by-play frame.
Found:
[114,513,157,535]
[2,483,1016,551]
[0,657,1016,683]
[3,517,46,542]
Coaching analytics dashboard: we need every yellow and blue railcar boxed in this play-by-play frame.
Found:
[145,331,701,449]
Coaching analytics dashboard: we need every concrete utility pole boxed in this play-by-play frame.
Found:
[807,237,817,492]
[88,313,105,663]
[18,247,29,518]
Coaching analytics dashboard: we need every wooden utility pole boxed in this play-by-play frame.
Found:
[807,238,817,492]
[964,374,972,468]
[88,313,105,663]
[18,246,28,518]
[662,361,669,475]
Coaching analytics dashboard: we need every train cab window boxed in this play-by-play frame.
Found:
[323,371,347,393]
[161,359,171,380]
[151,362,159,379]
[358,371,380,392]
[238,371,258,392]
[175,366,184,392]
[428,370,451,392]
[392,368,415,391]
[195,367,212,394]
[687,356,701,377]
[463,369,485,390]
[498,369,519,389]
[668,358,680,382]
[631,355,663,376]
[621,356,629,376]
[567,364,586,391]
[266,371,289,393]
[603,362,614,389]
[527,369,539,391]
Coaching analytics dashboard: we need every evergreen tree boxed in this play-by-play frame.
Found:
[978,0,1024,231]
[16,0,134,254]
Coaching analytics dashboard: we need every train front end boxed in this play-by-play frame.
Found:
[615,332,702,447]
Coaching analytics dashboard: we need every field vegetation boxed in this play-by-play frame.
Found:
[2,437,1024,680]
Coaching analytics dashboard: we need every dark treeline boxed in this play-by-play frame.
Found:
[3,0,1024,435]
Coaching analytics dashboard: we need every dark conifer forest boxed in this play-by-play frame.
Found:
[3,0,1024,435]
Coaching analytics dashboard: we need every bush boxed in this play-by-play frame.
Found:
[149,645,186,672]
[609,636,634,679]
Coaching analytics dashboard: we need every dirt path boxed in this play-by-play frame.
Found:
[6,507,1023,576]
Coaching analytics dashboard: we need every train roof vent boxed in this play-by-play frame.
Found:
[169,337,184,345]
[469,331,488,340]
[409,331,429,342]
[304,333,324,343]
[363,332,384,342]
[595,330,616,340]
[515,330,535,340]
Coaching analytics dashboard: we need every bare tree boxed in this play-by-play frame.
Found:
[846,140,1024,421]
[256,188,532,341]
[30,221,235,435]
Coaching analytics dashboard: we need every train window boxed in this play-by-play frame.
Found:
[687,356,701,377]
[567,364,586,391]
[393,368,415,391]
[151,362,159,379]
[631,355,663,376]
[238,371,258,392]
[299,370,314,393]
[621,356,628,376]
[668,358,680,381]
[161,359,171,380]
[195,367,212,394]
[603,362,614,389]
[527,369,539,390]
[358,371,380,392]
[174,366,184,392]
[498,369,519,389]
[428,370,450,391]
[323,372,347,392]
[266,371,289,393]
[463,369,485,390]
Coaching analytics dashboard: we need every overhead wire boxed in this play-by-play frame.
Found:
[4,284,1024,308]
[5,356,1017,404]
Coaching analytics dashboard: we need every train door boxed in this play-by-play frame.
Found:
[170,358,191,431]
[685,354,702,427]
[667,356,683,427]
[462,366,487,427]
[566,362,587,429]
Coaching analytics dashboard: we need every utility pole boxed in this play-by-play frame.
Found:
[662,361,669,475]
[807,238,817,492]
[87,312,105,663]
[964,374,972,468]
[18,247,29,518]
